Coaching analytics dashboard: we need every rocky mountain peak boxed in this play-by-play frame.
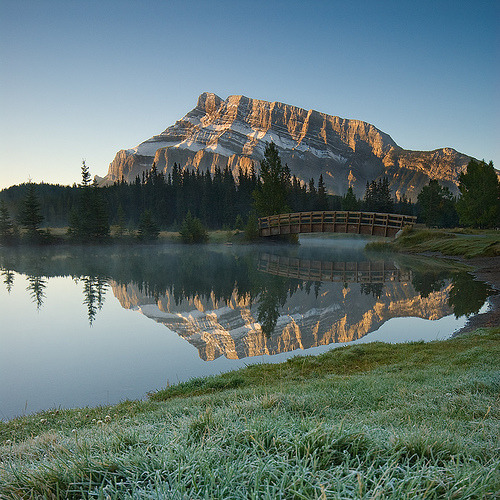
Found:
[104,93,474,200]
[196,92,223,115]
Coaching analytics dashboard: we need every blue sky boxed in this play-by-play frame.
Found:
[1,0,498,189]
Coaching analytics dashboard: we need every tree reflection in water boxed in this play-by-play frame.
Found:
[82,276,109,325]
[1,268,14,293]
[0,247,496,333]
[449,272,494,318]
[26,274,47,311]
[411,267,494,318]
[360,282,384,299]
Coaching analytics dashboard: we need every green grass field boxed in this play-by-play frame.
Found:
[1,328,499,499]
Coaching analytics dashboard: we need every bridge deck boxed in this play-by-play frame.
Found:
[258,211,416,238]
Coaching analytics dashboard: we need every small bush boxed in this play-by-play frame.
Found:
[137,210,160,241]
[244,211,260,241]
[179,211,208,244]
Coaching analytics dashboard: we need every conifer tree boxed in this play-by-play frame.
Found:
[179,211,208,243]
[114,204,126,237]
[363,178,393,212]
[19,182,44,240]
[80,160,92,187]
[456,159,500,228]
[253,142,290,216]
[244,210,260,241]
[26,274,47,310]
[138,210,160,241]
[0,200,16,244]
[417,179,457,227]
[317,174,329,210]
[308,178,317,210]
[341,187,359,210]
[68,163,109,241]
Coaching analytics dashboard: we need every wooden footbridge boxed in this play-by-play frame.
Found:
[258,211,417,238]
[258,254,412,283]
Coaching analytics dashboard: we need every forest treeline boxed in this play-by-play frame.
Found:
[0,143,498,245]
[0,164,413,230]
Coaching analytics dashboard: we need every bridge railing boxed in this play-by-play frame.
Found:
[258,211,417,237]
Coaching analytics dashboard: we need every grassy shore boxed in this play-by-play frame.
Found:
[366,227,500,258]
[31,227,245,245]
[1,328,499,498]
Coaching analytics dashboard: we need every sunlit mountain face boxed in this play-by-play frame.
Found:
[104,92,474,201]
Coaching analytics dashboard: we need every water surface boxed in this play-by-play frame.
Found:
[0,239,493,421]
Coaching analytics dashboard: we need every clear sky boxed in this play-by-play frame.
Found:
[1,0,498,190]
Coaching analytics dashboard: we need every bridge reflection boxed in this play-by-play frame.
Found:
[258,253,412,283]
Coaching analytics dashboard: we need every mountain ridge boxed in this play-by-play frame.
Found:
[104,92,474,200]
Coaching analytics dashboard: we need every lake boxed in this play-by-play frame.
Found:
[0,238,494,421]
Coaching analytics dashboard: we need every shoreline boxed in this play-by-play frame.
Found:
[457,255,500,333]
[406,252,500,334]
[1,327,498,497]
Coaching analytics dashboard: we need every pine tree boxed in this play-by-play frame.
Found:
[19,182,44,240]
[0,200,16,244]
[417,180,457,227]
[253,142,290,216]
[379,177,394,213]
[179,211,208,243]
[80,160,92,187]
[363,181,377,211]
[26,274,47,310]
[68,164,109,241]
[115,204,126,238]
[341,187,359,210]
[138,210,160,241]
[308,178,317,210]
[317,174,329,210]
[244,211,260,241]
[363,178,393,212]
[456,160,500,228]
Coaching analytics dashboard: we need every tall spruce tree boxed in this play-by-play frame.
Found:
[363,178,393,212]
[456,159,500,228]
[19,182,44,240]
[0,200,16,244]
[68,163,109,241]
[317,174,329,210]
[80,160,92,187]
[417,180,457,227]
[341,187,359,210]
[137,209,160,241]
[253,142,290,216]
[308,178,317,210]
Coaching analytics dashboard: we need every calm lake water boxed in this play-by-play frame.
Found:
[0,238,494,421]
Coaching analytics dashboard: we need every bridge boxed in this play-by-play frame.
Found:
[258,254,412,283]
[258,211,417,238]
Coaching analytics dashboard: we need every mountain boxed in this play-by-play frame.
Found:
[103,92,473,200]
[111,280,453,361]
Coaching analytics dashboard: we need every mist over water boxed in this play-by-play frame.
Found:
[0,240,494,421]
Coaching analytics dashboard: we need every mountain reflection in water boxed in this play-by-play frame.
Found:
[0,245,494,360]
